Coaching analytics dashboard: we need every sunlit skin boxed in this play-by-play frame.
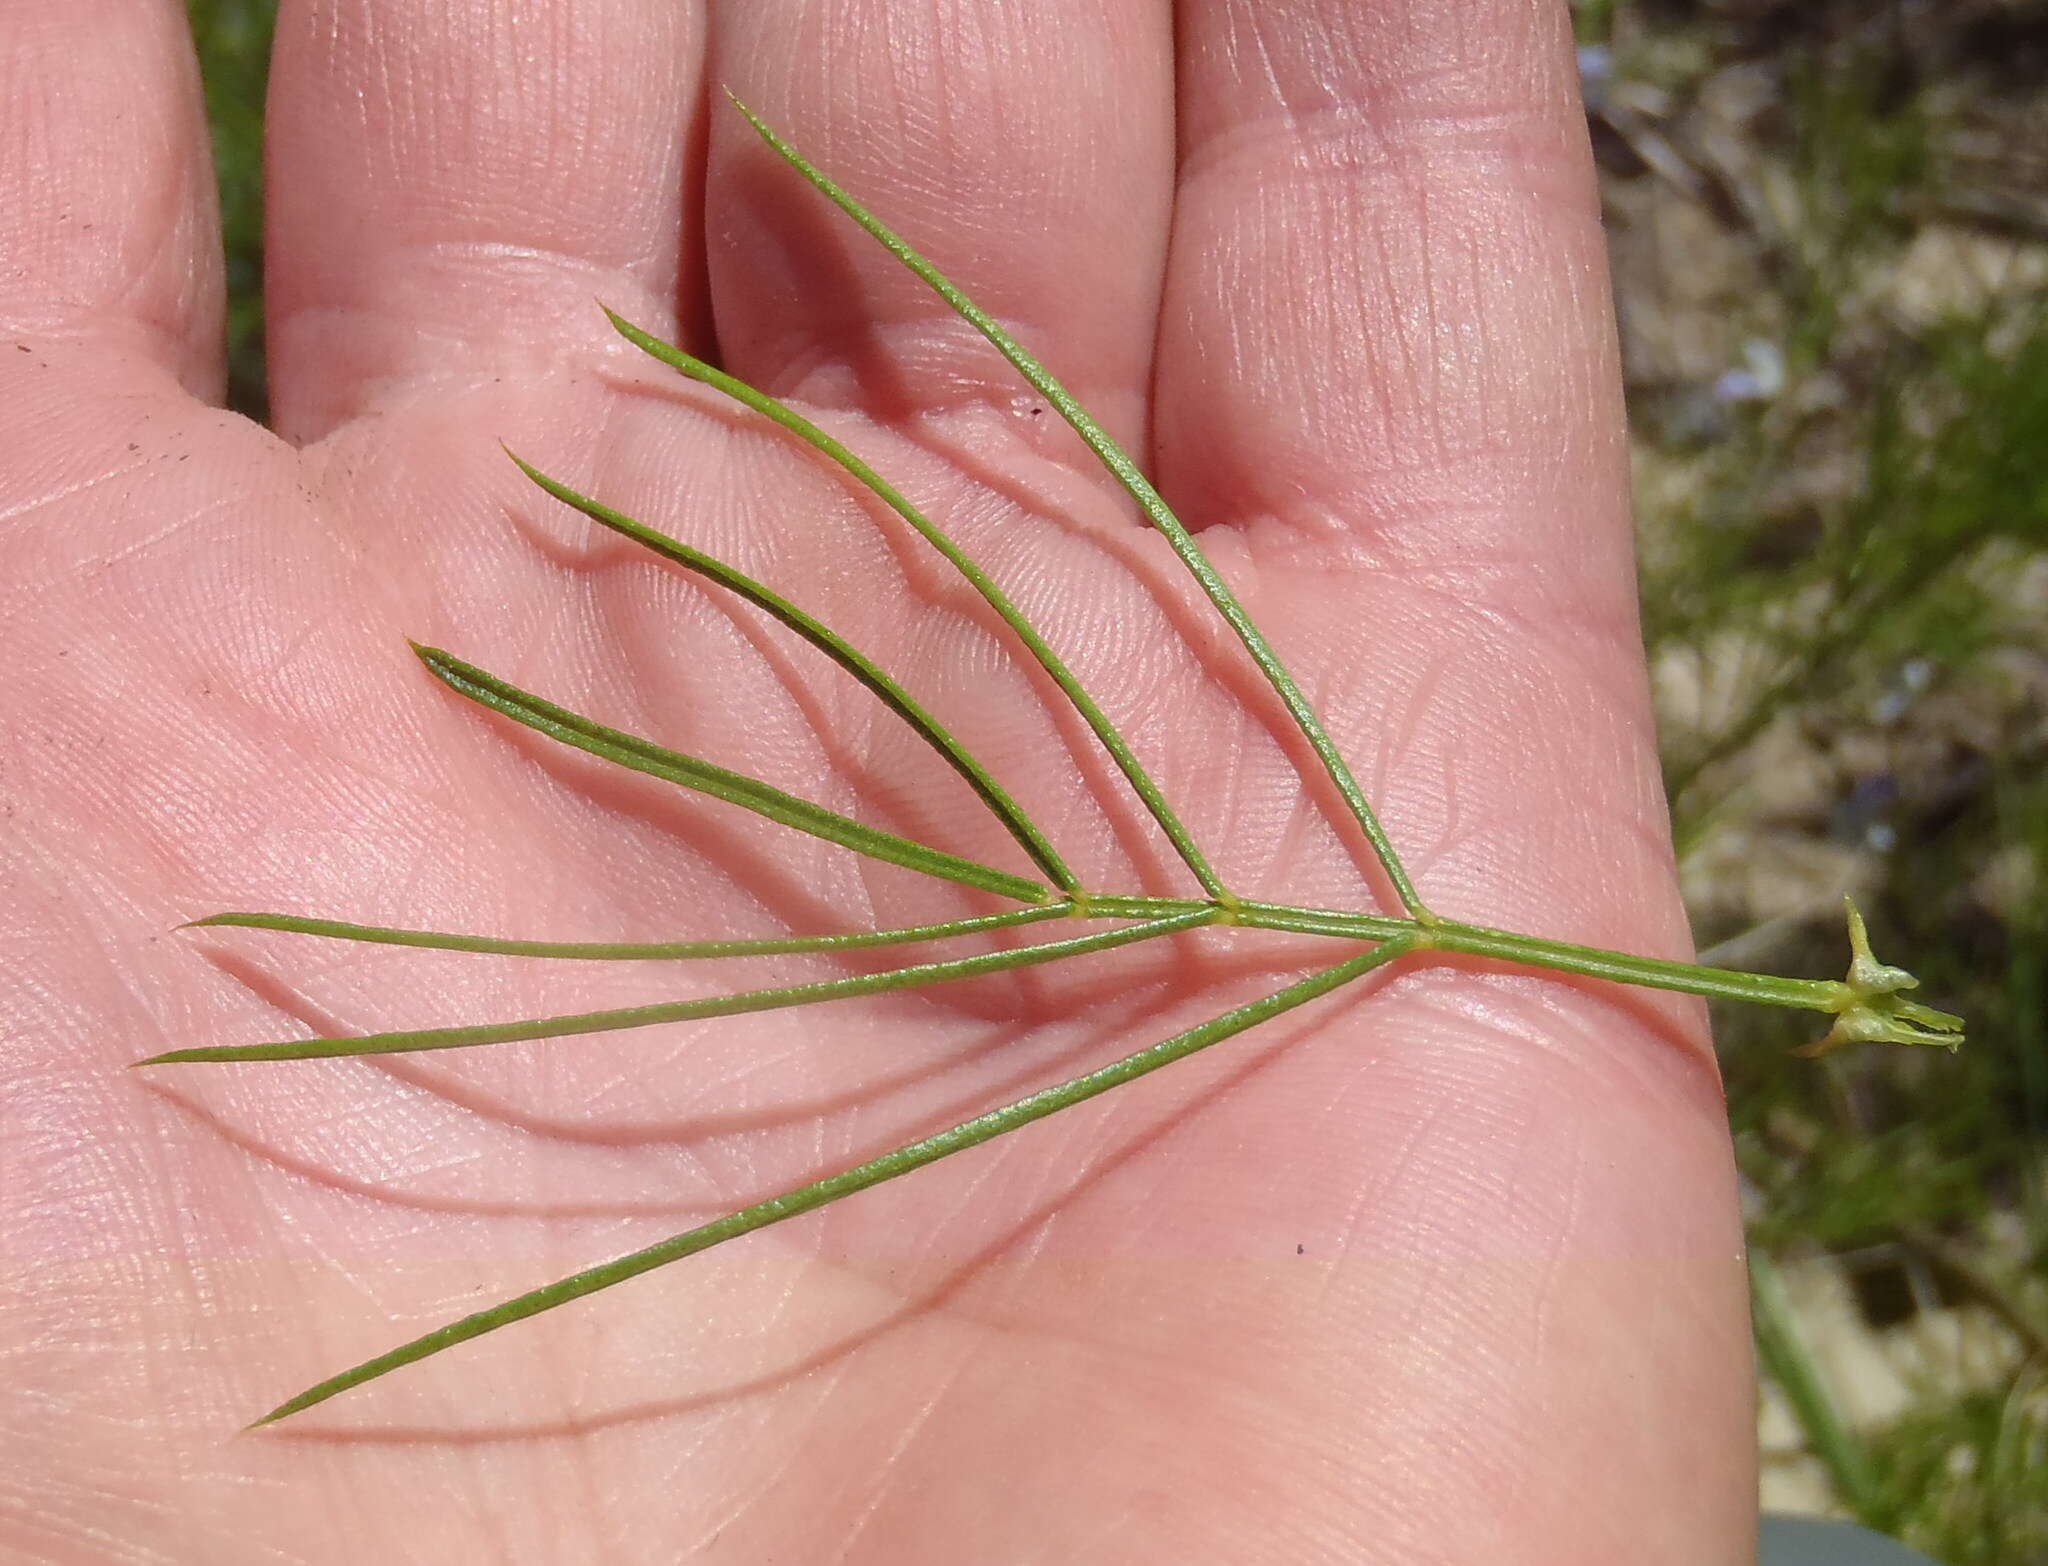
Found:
[4,1,1768,1560]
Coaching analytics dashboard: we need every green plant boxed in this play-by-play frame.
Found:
[135,99,1963,1429]
[187,0,275,420]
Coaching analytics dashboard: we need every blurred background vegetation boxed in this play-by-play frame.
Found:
[1579,3,2047,1555]
[185,0,2046,1555]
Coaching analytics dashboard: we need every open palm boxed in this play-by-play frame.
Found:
[3,2,1755,1561]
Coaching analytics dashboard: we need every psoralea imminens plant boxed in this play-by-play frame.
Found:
[136,98,1963,1429]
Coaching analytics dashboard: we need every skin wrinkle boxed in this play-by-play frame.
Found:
[879,599,1090,872]
[1400,958,1711,1108]
[1177,95,1577,209]
[342,972,1035,1149]
[237,1255,936,1451]
[707,1350,897,1549]
[591,526,922,837]
[141,1083,705,1225]
[196,951,759,1156]
[778,1014,1263,1325]
[270,13,694,436]
[1523,1128,1587,1392]
[713,17,1171,439]
[1161,123,1609,543]
[752,310,1153,466]
[1328,1063,1453,1256]
[699,1365,847,1553]
[931,465,1370,898]
[897,978,1397,1332]
[824,1344,963,1566]
[571,482,1059,890]
[1229,0,1289,104]
[0,453,165,536]
[884,541,1209,897]
[1411,184,1451,446]
[415,722,875,949]
[0,29,217,385]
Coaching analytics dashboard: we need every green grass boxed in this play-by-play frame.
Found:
[1595,2,2048,1552]
[185,0,2048,1548]
[188,0,273,420]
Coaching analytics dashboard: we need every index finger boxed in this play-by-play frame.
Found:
[0,0,223,399]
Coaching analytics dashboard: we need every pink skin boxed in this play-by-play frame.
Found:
[0,1,1754,1561]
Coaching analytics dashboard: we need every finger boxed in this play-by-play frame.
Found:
[1147,6,1751,1554]
[1157,0,1630,607]
[706,0,1173,452]
[264,0,704,443]
[1157,0,1675,944]
[0,0,223,400]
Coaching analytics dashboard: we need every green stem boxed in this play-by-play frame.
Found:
[605,308,1229,903]
[138,910,1212,1065]
[1237,901,1847,1012]
[1424,921,1840,1011]
[1239,899,1958,1050]
[1749,1248,1888,1528]
[730,96,1424,920]
[245,933,1418,1425]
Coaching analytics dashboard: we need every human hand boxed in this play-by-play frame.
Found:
[1,2,1753,1560]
